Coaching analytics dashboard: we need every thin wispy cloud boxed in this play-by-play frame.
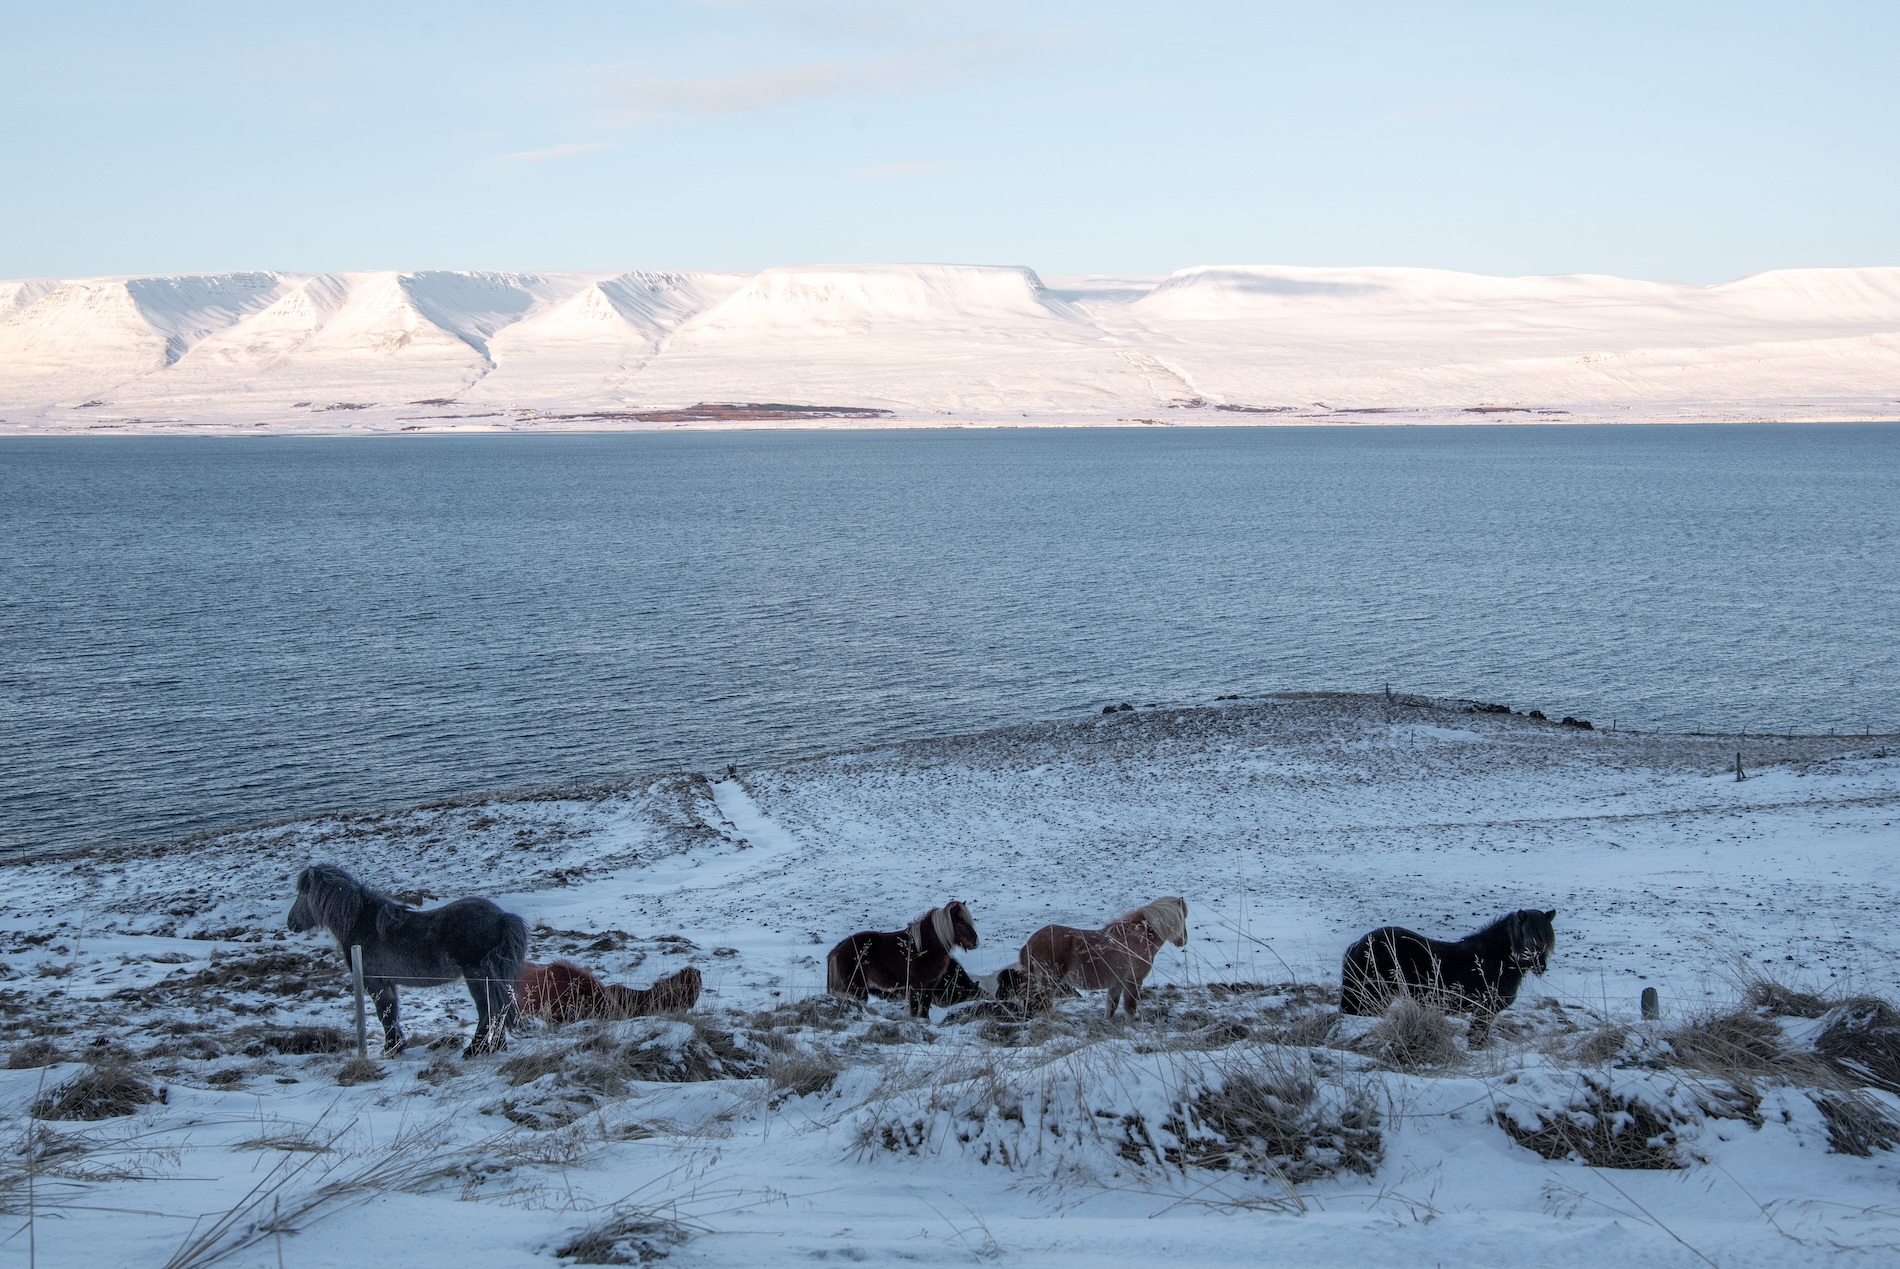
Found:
[1397,98,1492,121]
[852,159,956,180]
[590,33,1066,125]
[499,141,613,163]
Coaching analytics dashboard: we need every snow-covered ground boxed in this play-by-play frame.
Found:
[3,265,1899,432]
[4,693,1900,1266]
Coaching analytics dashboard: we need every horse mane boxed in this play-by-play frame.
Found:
[907,905,956,949]
[1136,896,1188,946]
[299,864,367,937]
[1473,908,1549,951]
[1471,911,1519,940]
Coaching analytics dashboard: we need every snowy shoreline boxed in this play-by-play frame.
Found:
[4,693,1899,1266]
[9,400,1900,437]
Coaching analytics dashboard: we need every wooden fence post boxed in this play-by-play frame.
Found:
[1641,986,1660,1020]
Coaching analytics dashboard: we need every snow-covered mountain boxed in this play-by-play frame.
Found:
[2,262,1897,429]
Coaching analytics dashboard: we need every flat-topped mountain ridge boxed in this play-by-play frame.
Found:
[4,262,1898,429]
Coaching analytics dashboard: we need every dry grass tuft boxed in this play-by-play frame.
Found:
[1265,1009,1337,1049]
[1496,1078,1684,1169]
[1815,998,1900,1094]
[1568,1021,1633,1065]
[555,1207,690,1264]
[498,1021,762,1094]
[765,1050,841,1099]
[500,1045,573,1087]
[416,1053,465,1084]
[32,1060,162,1121]
[1813,1091,1900,1156]
[1665,1008,1787,1077]
[1172,1047,1383,1182]
[1362,997,1460,1070]
[754,994,856,1032]
[618,1022,760,1083]
[251,1025,350,1056]
[7,1037,64,1068]
[1745,979,1832,1019]
[335,1056,384,1086]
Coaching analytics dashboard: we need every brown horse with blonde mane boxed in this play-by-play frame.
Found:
[826,902,979,1017]
[1013,897,1188,1019]
[515,961,703,1024]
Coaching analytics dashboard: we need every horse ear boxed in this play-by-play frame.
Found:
[1545,909,1557,921]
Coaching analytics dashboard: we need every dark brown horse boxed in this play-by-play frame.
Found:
[515,961,703,1024]
[826,902,979,1017]
[1013,897,1187,1019]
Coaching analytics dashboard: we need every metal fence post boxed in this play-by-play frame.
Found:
[350,944,368,1059]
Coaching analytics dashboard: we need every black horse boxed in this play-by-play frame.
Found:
[286,863,528,1057]
[1340,909,1556,1039]
[927,959,986,1008]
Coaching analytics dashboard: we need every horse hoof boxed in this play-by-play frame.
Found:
[384,1037,408,1056]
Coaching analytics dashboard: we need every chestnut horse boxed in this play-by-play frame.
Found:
[1014,897,1188,1019]
[826,902,979,1017]
[516,961,703,1024]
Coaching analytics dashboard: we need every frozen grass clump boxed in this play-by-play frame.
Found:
[1171,1047,1384,1182]
[1813,1091,1900,1157]
[1665,1008,1787,1078]
[499,1019,764,1094]
[766,1049,842,1099]
[1815,998,1900,1094]
[7,1036,64,1068]
[1495,1076,1686,1169]
[249,1025,349,1056]
[32,1060,162,1121]
[1362,997,1460,1070]
[555,1206,690,1265]
[334,1056,384,1086]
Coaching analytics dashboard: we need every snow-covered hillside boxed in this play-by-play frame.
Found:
[4,695,1899,1266]
[2,263,1897,431]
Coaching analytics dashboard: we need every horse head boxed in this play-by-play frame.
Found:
[286,863,365,939]
[1141,897,1190,948]
[1507,908,1557,974]
[945,901,980,951]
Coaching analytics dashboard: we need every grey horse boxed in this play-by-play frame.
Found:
[286,863,528,1056]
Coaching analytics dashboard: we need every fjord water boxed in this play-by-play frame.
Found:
[3,424,1895,855]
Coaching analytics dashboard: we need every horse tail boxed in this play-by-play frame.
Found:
[483,912,530,1033]
[826,943,848,996]
[515,961,549,1017]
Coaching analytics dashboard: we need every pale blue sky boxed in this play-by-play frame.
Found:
[4,1,1895,282]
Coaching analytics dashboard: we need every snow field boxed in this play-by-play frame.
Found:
[3,693,1899,1266]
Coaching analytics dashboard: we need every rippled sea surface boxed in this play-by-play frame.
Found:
[3,424,1896,854]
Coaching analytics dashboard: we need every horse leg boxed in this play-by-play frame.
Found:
[907,985,931,1018]
[483,974,516,1050]
[464,976,503,1057]
[371,982,406,1055]
[1123,981,1141,1019]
